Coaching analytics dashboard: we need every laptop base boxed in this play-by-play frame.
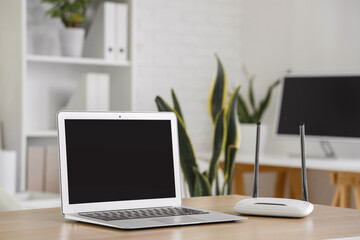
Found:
[66,207,246,230]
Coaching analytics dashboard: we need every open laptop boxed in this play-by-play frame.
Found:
[57,111,246,229]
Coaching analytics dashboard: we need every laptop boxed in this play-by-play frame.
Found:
[57,111,246,229]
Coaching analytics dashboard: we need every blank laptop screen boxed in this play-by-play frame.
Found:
[65,119,176,204]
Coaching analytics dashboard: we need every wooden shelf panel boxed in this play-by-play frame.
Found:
[27,55,131,67]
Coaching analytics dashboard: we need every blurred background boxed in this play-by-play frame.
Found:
[1,0,360,209]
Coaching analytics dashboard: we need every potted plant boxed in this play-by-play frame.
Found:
[42,0,92,57]
[237,65,280,155]
[155,55,241,196]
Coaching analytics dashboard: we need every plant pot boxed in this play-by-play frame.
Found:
[238,123,267,156]
[59,28,85,57]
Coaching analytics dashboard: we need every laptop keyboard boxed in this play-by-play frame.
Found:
[79,207,209,221]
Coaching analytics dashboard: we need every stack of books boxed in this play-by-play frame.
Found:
[27,146,59,193]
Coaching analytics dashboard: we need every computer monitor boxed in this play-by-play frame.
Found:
[276,73,360,156]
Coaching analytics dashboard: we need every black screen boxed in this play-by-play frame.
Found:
[277,75,360,138]
[65,119,176,204]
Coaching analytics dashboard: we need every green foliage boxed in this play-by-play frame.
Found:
[207,109,225,186]
[155,96,200,196]
[208,54,227,123]
[155,55,240,197]
[237,65,280,123]
[42,0,92,28]
[223,86,241,194]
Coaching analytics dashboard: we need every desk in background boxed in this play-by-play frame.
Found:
[200,152,360,209]
[1,195,360,240]
[229,154,360,209]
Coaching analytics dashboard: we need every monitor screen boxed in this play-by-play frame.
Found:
[64,119,176,204]
[277,74,360,139]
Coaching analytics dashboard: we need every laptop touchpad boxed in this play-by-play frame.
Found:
[154,216,203,225]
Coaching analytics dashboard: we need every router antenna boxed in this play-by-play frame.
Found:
[252,122,261,198]
[300,123,309,202]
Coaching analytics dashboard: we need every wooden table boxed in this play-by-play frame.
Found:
[1,195,360,240]
[231,163,304,199]
[215,153,360,209]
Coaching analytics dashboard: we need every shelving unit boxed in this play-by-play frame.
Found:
[0,0,135,192]
[27,54,131,67]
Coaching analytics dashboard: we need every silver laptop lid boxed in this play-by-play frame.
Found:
[57,112,182,215]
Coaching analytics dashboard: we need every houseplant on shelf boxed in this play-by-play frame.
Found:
[42,0,92,57]
[155,55,241,197]
[236,65,280,155]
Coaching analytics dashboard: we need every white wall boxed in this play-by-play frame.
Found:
[241,0,360,155]
[133,0,242,154]
[241,0,360,204]
[134,0,360,205]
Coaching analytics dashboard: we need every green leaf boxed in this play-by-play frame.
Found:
[155,96,198,196]
[46,9,62,18]
[42,0,92,27]
[208,54,227,123]
[155,96,172,112]
[248,74,256,113]
[225,145,238,195]
[237,94,252,123]
[171,89,185,125]
[223,86,240,190]
[215,174,221,196]
[193,176,202,197]
[254,79,280,122]
[242,65,256,114]
[193,167,212,196]
[225,86,241,152]
[208,109,226,185]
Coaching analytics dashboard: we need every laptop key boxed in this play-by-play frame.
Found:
[79,207,209,221]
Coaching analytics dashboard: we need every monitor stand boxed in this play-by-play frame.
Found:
[320,141,337,159]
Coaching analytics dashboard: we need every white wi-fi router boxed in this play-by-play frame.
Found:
[234,123,314,218]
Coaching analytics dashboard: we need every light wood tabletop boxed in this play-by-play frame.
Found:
[1,195,360,240]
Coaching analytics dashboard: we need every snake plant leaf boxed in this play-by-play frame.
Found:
[242,65,256,113]
[254,79,280,122]
[223,86,241,191]
[237,94,252,123]
[155,96,173,112]
[193,167,212,196]
[208,54,227,123]
[155,96,198,196]
[248,74,256,113]
[215,174,221,196]
[192,175,203,197]
[171,89,185,125]
[208,109,226,185]
[224,145,238,195]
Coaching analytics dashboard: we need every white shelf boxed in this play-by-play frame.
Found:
[26,130,58,138]
[0,0,134,192]
[27,55,131,67]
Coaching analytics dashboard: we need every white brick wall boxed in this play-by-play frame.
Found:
[240,0,360,202]
[133,0,360,203]
[133,0,242,153]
